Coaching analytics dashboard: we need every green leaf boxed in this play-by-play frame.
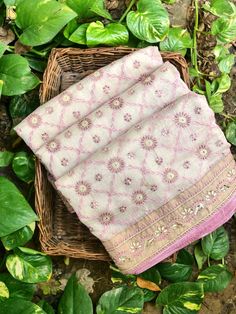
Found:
[3,0,16,5]
[0,177,38,237]
[127,0,169,43]
[197,264,232,292]
[86,21,129,47]
[211,73,231,95]
[0,273,35,300]
[96,286,144,314]
[160,27,192,56]
[0,54,40,96]
[0,299,46,314]
[9,91,39,119]
[194,244,207,270]
[157,262,192,283]
[0,281,9,299]
[162,0,176,3]
[58,274,93,314]
[207,94,224,113]
[203,0,236,17]
[176,249,194,266]
[211,15,236,44]
[140,267,161,285]
[26,57,47,73]
[0,42,7,58]
[201,226,229,260]
[111,266,136,285]
[90,0,112,20]
[0,151,14,167]
[66,0,96,19]
[1,222,35,250]
[156,282,204,314]
[12,151,35,183]
[68,23,89,45]
[6,247,52,283]
[218,54,235,73]
[15,0,76,46]
[38,300,55,314]
[226,121,236,145]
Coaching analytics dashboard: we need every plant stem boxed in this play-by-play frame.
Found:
[222,258,225,265]
[207,255,211,267]
[193,0,199,74]
[31,48,47,57]
[119,0,136,23]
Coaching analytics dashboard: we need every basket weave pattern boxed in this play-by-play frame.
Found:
[35,47,189,260]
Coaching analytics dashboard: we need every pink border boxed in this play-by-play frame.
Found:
[131,192,236,274]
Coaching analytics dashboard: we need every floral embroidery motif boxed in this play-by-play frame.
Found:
[45,106,53,114]
[61,158,69,167]
[215,140,223,147]
[99,212,113,225]
[124,178,132,185]
[75,181,91,196]
[183,161,191,169]
[133,60,140,68]
[93,135,100,143]
[109,97,124,110]
[124,113,132,122]
[64,130,72,138]
[154,226,167,237]
[58,91,73,106]
[95,110,103,118]
[108,157,125,173]
[76,83,83,90]
[174,112,191,128]
[205,190,217,201]
[190,133,197,141]
[95,173,103,181]
[161,128,170,136]
[103,85,110,94]
[46,139,61,153]
[128,89,135,95]
[27,114,42,128]
[102,146,110,153]
[194,107,201,114]
[197,144,211,160]
[132,190,147,205]
[78,118,92,130]
[141,135,157,151]
[163,168,178,184]
[119,206,127,213]
[41,132,49,142]
[155,156,163,165]
[130,240,142,251]
[127,152,136,159]
[181,207,194,218]
[73,111,81,119]
[150,185,158,192]
[139,73,155,85]
[90,201,98,209]
[155,89,163,97]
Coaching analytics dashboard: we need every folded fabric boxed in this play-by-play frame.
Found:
[55,92,236,274]
[36,62,189,179]
[14,47,163,152]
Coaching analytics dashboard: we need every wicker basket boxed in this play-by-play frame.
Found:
[35,47,190,261]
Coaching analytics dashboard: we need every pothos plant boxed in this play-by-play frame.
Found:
[0,0,235,313]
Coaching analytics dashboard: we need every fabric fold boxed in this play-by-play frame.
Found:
[55,92,236,273]
[14,47,163,152]
[36,61,189,179]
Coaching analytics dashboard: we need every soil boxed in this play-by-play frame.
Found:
[0,0,235,313]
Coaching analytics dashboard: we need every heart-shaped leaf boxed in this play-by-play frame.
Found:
[58,274,93,314]
[12,152,35,183]
[0,54,40,96]
[156,282,204,314]
[9,91,39,120]
[197,264,232,292]
[211,15,236,43]
[0,298,46,314]
[194,244,207,270]
[201,226,229,260]
[1,222,35,250]
[16,0,76,46]
[65,23,89,45]
[96,286,144,314]
[0,273,35,300]
[6,247,52,283]
[226,121,236,145]
[203,0,235,17]
[211,73,231,95]
[90,0,112,20]
[66,0,96,19]
[207,94,224,113]
[86,21,129,47]
[176,249,194,266]
[0,177,38,237]
[0,281,9,299]
[0,151,14,167]
[160,27,192,56]
[127,0,169,43]
[156,262,192,283]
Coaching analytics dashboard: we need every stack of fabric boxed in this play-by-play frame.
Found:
[15,47,236,274]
